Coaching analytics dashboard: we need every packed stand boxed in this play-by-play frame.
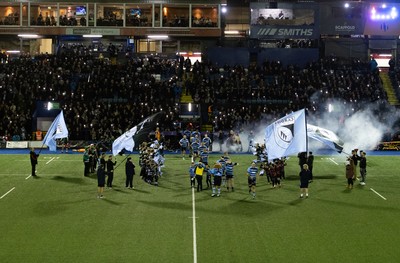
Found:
[0,50,391,147]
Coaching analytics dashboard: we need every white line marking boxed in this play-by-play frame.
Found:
[328,158,339,165]
[191,187,198,263]
[370,188,387,200]
[25,175,31,180]
[0,187,15,199]
[46,157,56,165]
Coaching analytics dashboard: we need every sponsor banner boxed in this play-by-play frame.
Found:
[250,25,319,39]
[322,21,364,35]
[6,141,28,149]
[66,28,120,35]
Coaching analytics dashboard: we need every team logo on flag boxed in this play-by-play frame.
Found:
[265,109,307,160]
[274,117,295,149]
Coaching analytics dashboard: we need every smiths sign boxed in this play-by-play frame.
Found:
[251,25,318,39]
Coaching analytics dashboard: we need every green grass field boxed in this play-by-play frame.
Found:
[0,153,399,263]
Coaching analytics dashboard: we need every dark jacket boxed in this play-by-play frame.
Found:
[359,157,367,169]
[30,151,39,165]
[126,161,135,176]
[106,159,117,172]
[299,169,311,184]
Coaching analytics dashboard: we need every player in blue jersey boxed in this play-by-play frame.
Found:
[189,161,196,188]
[198,142,208,156]
[247,162,259,199]
[205,165,212,189]
[190,139,200,162]
[210,162,224,197]
[225,159,238,192]
[179,135,189,160]
[202,133,212,151]
[199,147,209,166]
[191,129,201,140]
[217,152,230,187]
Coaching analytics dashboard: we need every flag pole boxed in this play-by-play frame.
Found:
[37,140,46,155]
[305,108,308,159]
[114,152,132,171]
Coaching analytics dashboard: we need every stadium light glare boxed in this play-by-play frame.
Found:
[224,30,240,35]
[148,35,168,39]
[82,35,102,38]
[6,50,20,54]
[18,34,39,38]
[328,103,333,113]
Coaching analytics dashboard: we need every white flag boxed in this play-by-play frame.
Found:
[307,124,344,153]
[265,109,307,160]
[112,126,138,156]
[43,110,69,151]
[112,112,163,156]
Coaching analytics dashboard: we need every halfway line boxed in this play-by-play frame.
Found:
[0,187,16,199]
[370,188,387,200]
[192,187,198,263]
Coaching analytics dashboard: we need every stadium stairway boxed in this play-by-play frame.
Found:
[201,124,213,132]
[380,70,400,106]
[180,88,193,103]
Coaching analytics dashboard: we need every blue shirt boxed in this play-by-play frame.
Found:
[247,166,258,177]
[202,137,212,147]
[189,166,196,178]
[198,145,208,153]
[191,142,200,151]
[179,138,189,148]
[225,162,236,176]
[200,151,209,163]
[211,168,224,177]
[191,131,201,139]
[191,136,200,144]
[183,130,191,138]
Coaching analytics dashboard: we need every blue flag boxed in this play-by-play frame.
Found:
[43,111,69,151]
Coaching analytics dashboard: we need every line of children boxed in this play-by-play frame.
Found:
[139,142,165,186]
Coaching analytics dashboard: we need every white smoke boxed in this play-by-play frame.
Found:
[210,98,399,155]
[340,109,386,152]
[307,100,399,153]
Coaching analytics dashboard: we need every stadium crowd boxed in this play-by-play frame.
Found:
[0,48,393,149]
